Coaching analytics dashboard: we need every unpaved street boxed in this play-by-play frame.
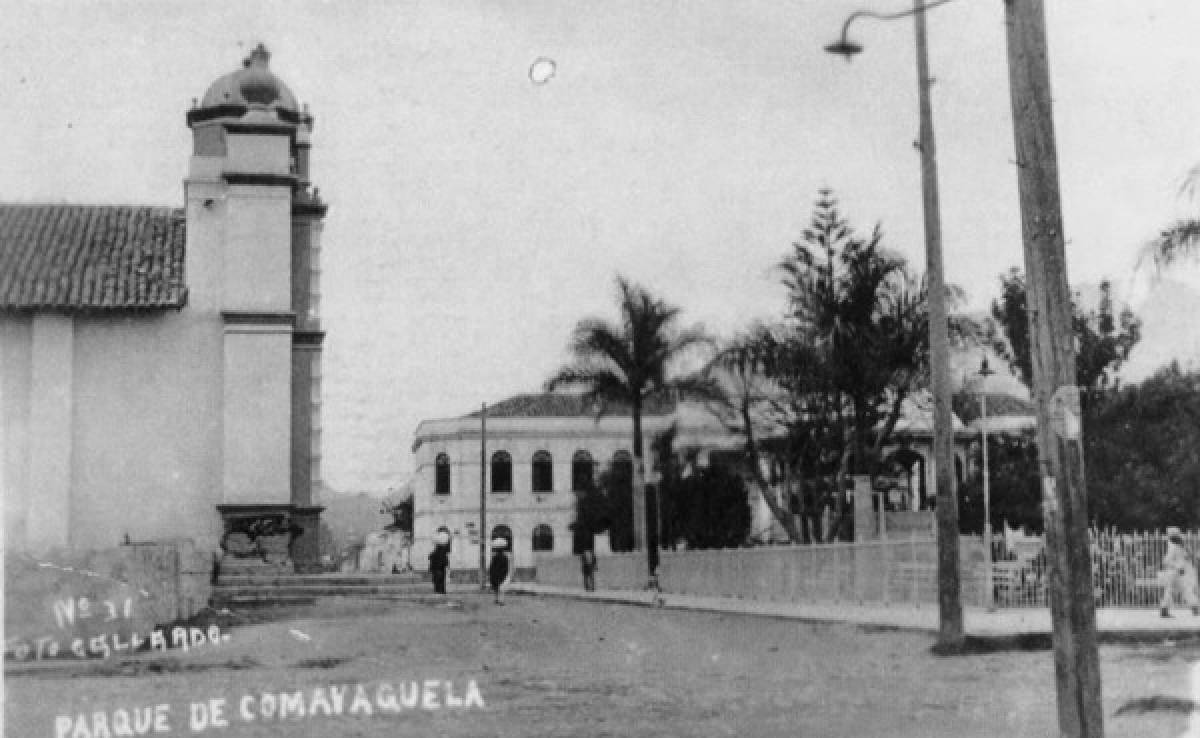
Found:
[6,594,1194,737]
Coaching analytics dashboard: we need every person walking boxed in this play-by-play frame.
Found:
[429,529,451,595]
[580,549,597,592]
[1160,528,1199,618]
[488,537,511,605]
[572,523,597,592]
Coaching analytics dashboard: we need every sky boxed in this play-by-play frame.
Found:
[3,0,1200,493]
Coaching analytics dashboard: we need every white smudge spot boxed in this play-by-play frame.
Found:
[529,57,556,85]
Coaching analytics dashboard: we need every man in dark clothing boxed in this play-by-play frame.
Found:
[488,538,510,605]
[429,529,451,595]
[572,523,597,591]
[429,544,449,594]
[580,549,597,592]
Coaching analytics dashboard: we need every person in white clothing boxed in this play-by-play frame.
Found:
[1160,529,1199,618]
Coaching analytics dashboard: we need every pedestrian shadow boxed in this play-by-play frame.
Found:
[1114,696,1199,715]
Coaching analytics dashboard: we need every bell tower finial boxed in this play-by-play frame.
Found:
[243,43,270,68]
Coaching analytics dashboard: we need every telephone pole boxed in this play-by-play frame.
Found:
[1003,1,1103,735]
[479,402,488,590]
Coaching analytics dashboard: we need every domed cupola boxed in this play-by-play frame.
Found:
[237,44,284,105]
[187,43,303,127]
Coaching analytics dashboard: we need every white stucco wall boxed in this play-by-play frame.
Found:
[27,314,74,549]
[1,307,230,553]
[225,132,291,177]
[222,187,291,312]
[222,327,292,506]
[1,315,33,550]
[70,311,225,550]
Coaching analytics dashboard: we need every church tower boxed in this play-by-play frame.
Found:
[185,44,328,572]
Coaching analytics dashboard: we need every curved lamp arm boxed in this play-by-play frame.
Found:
[826,0,960,58]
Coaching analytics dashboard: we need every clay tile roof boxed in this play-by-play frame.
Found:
[466,393,677,418]
[0,204,188,311]
[957,392,1036,423]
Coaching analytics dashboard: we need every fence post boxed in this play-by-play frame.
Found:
[835,544,844,603]
[882,540,891,605]
[911,530,919,605]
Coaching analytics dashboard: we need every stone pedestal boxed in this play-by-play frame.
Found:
[216,503,298,573]
[290,505,325,574]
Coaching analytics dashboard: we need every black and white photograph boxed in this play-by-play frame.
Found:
[4,1,1200,735]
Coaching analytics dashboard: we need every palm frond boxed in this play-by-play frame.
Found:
[1141,219,1200,273]
[568,319,632,369]
[544,365,626,396]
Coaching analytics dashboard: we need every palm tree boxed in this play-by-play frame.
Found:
[546,276,714,582]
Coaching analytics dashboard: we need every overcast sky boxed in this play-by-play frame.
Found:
[4,0,1200,493]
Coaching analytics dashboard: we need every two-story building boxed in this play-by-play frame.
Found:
[410,393,746,574]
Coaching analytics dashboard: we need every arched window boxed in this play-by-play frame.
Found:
[491,525,513,550]
[612,450,633,478]
[572,450,595,492]
[607,451,635,553]
[491,451,512,493]
[532,524,554,552]
[532,451,553,493]
[435,453,451,495]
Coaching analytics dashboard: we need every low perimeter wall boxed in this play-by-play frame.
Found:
[536,535,988,608]
[5,540,213,662]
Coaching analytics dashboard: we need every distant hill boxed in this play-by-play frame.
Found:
[320,492,393,550]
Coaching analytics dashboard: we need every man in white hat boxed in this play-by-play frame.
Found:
[1160,528,1199,618]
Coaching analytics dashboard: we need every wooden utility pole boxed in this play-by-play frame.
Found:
[913,0,963,651]
[1003,1,1103,735]
[480,402,488,590]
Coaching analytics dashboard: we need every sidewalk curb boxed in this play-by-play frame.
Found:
[507,586,939,632]
[508,585,1200,648]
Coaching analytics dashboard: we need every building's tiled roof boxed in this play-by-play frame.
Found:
[0,204,187,311]
[466,393,677,418]
[956,392,1035,423]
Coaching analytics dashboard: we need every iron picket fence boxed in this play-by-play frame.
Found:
[991,528,1199,609]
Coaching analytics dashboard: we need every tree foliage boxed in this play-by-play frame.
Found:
[983,268,1144,530]
[712,190,937,541]
[1142,164,1200,271]
[778,189,929,476]
[649,426,754,549]
[989,269,1141,406]
[1086,365,1200,530]
[956,433,1042,535]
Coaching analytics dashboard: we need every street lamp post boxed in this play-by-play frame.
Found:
[977,356,996,611]
[826,0,963,651]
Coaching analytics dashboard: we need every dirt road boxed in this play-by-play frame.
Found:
[6,593,1194,737]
